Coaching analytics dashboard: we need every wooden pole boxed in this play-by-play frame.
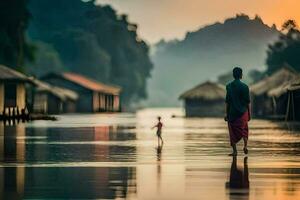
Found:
[291,91,295,121]
[285,91,291,121]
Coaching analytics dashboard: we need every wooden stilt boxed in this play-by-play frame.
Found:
[291,91,295,121]
[285,91,291,121]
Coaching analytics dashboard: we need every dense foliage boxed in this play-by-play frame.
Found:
[0,0,34,70]
[27,0,153,106]
[266,20,300,74]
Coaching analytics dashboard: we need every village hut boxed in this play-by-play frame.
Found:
[41,73,121,113]
[250,66,300,118]
[179,81,226,117]
[29,78,78,114]
[282,78,300,121]
[0,65,32,119]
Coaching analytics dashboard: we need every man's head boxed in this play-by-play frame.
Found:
[233,67,243,80]
[158,116,161,121]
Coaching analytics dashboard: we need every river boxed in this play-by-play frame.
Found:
[0,108,300,200]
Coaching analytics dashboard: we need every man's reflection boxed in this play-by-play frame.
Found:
[226,156,249,198]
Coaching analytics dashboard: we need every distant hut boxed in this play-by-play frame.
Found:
[41,73,121,113]
[250,67,300,118]
[0,65,31,119]
[179,81,226,117]
[283,78,300,121]
[29,78,78,114]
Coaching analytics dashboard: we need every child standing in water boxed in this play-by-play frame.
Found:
[152,116,164,146]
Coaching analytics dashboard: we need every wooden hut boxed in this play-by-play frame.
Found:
[29,78,78,114]
[179,81,226,117]
[283,78,300,121]
[250,67,300,118]
[0,65,31,119]
[41,73,121,113]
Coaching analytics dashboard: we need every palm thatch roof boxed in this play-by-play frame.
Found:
[179,81,225,100]
[251,66,300,96]
[0,65,30,82]
[29,77,78,101]
[286,78,300,92]
[267,82,291,97]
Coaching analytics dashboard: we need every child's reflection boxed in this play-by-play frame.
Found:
[156,144,163,193]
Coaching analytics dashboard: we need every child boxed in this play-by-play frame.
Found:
[152,116,164,146]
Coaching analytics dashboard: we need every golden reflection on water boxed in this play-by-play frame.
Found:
[0,108,300,199]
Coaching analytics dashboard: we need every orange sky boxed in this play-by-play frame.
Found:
[96,0,300,44]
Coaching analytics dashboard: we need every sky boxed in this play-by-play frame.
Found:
[96,0,300,44]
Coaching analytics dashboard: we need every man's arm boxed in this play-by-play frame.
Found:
[151,124,157,129]
[248,103,251,121]
[225,85,230,121]
[225,102,229,121]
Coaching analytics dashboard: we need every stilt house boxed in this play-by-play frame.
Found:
[0,65,31,119]
[30,78,78,114]
[250,67,300,118]
[281,78,300,121]
[41,73,121,113]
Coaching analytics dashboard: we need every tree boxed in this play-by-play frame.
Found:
[28,0,153,107]
[266,20,300,74]
[0,0,34,70]
[247,69,265,84]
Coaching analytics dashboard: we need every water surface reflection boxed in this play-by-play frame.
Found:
[0,108,300,199]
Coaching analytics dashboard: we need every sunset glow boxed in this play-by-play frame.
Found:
[97,0,300,43]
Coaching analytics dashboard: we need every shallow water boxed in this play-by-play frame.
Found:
[1,108,300,199]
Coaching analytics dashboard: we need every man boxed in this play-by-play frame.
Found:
[225,67,251,156]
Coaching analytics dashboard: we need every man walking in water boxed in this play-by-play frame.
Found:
[225,67,251,156]
[152,116,164,146]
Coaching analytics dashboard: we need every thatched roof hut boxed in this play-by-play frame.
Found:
[250,66,300,118]
[179,81,225,100]
[281,78,300,121]
[251,66,299,96]
[179,81,225,117]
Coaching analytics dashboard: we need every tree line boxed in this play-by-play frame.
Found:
[0,0,153,107]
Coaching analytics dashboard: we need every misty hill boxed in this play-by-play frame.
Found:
[145,14,280,107]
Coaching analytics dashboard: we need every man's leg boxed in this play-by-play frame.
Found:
[229,144,237,156]
[159,135,164,144]
[243,137,248,154]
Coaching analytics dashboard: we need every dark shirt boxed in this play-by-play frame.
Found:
[226,79,250,121]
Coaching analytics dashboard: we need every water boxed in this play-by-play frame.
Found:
[1,108,300,200]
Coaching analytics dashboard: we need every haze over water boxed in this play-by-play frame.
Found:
[1,108,300,199]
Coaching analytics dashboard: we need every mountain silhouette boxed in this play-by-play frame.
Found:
[146,14,280,107]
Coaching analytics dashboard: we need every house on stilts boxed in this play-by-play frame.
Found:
[269,77,300,121]
[29,78,79,114]
[0,65,32,120]
[41,73,121,113]
[179,81,226,117]
[250,66,300,119]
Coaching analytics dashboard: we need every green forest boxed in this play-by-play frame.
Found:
[0,0,153,107]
